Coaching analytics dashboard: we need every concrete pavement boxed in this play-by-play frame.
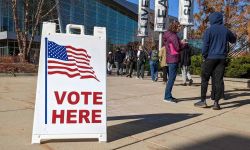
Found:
[0,75,250,150]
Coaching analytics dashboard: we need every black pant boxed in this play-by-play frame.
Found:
[201,59,226,102]
[137,61,145,78]
[211,73,225,100]
[126,61,135,77]
[162,66,169,82]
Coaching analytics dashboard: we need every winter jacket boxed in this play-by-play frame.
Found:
[180,44,191,66]
[114,51,124,63]
[137,50,147,63]
[163,31,184,63]
[202,12,237,59]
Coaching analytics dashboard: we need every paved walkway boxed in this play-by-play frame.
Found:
[0,76,250,150]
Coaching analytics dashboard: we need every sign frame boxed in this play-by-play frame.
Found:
[32,22,107,144]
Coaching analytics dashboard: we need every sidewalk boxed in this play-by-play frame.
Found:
[0,76,250,150]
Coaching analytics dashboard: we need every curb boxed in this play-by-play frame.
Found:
[0,73,37,77]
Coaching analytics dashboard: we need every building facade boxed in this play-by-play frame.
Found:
[0,0,177,57]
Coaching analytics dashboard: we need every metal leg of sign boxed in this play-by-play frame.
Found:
[183,26,188,40]
[32,135,41,144]
[98,134,107,142]
[32,134,107,143]
[141,38,145,46]
[159,32,163,50]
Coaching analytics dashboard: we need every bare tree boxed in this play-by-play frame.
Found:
[11,0,57,62]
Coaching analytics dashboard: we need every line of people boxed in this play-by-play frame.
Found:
[107,12,237,110]
[107,45,148,79]
[162,12,236,111]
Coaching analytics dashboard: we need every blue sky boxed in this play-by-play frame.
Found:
[127,0,199,17]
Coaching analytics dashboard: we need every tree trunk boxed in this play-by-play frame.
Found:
[12,0,25,62]
[27,0,44,60]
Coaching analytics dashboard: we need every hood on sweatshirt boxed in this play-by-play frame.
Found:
[209,12,223,25]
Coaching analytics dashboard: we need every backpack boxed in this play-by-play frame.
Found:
[151,50,159,61]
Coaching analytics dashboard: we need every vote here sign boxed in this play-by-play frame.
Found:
[32,23,107,143]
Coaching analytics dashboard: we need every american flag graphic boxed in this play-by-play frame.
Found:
[47,40,99,81]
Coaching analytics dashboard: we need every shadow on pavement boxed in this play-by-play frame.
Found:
[224,88,250,100]
[41,138,97,144]
[179,88,250,101]
[107,113,201,142]
[175,134,250,150]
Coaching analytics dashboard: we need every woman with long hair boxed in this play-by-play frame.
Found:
[163,21,186,102]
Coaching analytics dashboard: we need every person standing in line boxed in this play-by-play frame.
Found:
[149,45,159,82]
[163,21,186,103]
[211,75,225,100]
[120,48,126,75]
[114,48,124,76]
[194,12,236,110]
[125,45,137,78]
[107,51,114,75]
[159,46,168,83]
[136,45,147,79]
[180,39,193,86]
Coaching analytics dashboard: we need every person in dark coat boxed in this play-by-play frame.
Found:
[125,45,137,78]
[194,12,236,110]
[136,46,147,79]
[180,40,193,86]
[114,48,125,76]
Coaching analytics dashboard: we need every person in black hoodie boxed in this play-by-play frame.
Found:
[125,45,137,78]
[136,46,147,79]
[180,40,193,86]
[194,12,236,110]
[114,48,125,76]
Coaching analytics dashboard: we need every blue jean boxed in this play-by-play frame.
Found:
[164,63,178,99]
[150,60,158,81]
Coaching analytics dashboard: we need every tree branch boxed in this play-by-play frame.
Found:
[41,2,58,19]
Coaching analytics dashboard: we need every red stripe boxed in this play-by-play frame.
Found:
[65,46,87,53]
[76,65,92,69]
[67,49,91,59]
[48,59,92,69]
[48,71,81,78]
[48,66,95,74]
[68,54,90,62]
[48,60,75,66]
[48,71,99,81]
[80,75,100,82]
[68,59,90,65]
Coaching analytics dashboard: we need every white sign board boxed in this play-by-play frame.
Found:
[32,22,107,143]
[154,0,168,32]
[178,0,194,25]
[138,0,150,37]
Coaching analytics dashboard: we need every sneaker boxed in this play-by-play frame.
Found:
[189,79,193,86]
[213,101,221,110]
[136,77,139,79]
[183,83,187,86]
[163,97,178,103]
[163,100,177,103]
[194,100,207,108]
